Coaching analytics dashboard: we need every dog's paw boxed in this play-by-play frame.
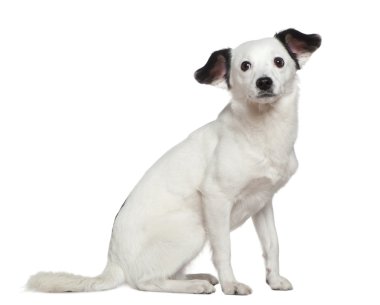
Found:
[222,281,252,295]
[266,275,293,291]
[189,280,216,294]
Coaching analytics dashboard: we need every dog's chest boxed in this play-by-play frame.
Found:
[223,127,298,229]
[208,102,298,229]
[228,151,297,230]
[237,143,297,196]
[227,123,297,185]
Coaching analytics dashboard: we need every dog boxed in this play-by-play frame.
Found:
[27,28,321,295]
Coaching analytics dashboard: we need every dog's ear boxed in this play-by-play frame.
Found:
[194,48,231,89]
[275,29,321,69]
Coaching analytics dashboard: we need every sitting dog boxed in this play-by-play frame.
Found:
[28,28,321,295]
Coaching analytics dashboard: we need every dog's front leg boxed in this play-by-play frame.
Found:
[203,194,252,295]
[252,201,293,290]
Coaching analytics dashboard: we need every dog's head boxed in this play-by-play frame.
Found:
[195,29,321,104]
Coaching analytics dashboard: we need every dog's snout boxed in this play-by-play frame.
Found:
[256,77,273,91]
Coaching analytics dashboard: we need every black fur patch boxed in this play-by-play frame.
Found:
[275,28,321,69]
[194,48,232,88]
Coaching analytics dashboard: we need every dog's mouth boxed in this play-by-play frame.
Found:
[247,91,278,104]
[257,91,276,98]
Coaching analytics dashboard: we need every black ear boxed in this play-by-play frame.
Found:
[194,48,232,89]
[275,28,321,69]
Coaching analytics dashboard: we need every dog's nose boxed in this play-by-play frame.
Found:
[256,77,273,91]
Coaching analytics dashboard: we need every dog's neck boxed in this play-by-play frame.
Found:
[221,88,299,159]
[233,90,297,121]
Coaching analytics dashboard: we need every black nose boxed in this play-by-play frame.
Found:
[256,77,273,91]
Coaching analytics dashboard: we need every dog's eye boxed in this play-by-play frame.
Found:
[241,61,251,72]
[274,57,284,68]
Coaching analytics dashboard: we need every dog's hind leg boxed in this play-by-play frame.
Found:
[183,274,219,285]
[172,269,219,285]
[136,279,215,294]
[127,208,211,294]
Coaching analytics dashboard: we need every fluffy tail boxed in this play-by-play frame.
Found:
[27,261,125,293]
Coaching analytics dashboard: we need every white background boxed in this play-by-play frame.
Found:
[1,0,380,304]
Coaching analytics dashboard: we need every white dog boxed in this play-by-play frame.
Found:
[28,28,321,295]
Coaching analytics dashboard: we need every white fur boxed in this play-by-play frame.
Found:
[28,33,318,294]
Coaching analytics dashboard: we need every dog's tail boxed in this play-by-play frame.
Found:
[27,261,125,293]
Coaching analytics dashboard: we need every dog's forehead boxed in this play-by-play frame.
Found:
[233,38,286,59]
